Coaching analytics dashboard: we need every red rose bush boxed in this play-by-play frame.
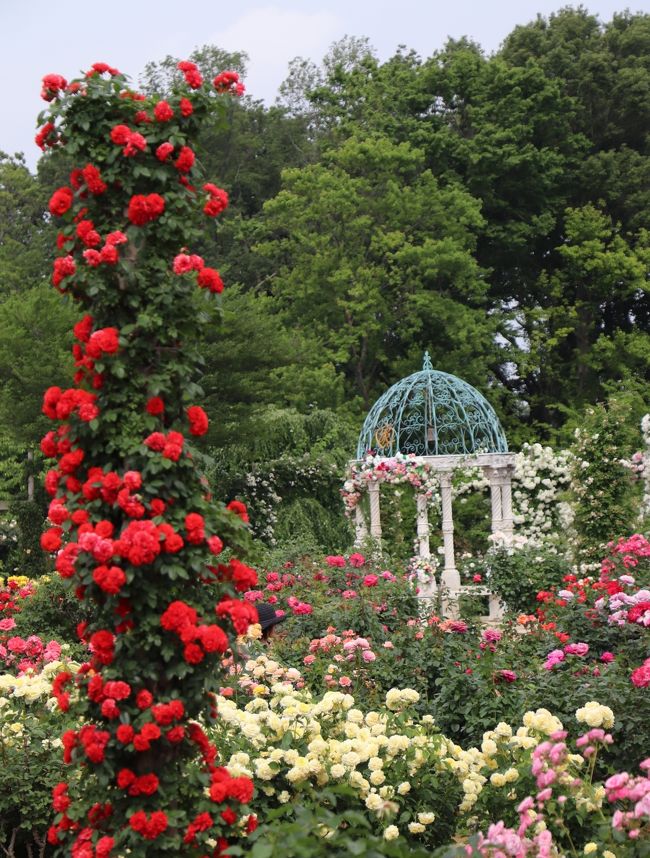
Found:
[36,61,257,855]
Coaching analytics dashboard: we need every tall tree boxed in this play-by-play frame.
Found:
[0,153,54,294]
[255,134,496,409]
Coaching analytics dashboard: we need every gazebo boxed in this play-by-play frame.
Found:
[345,353,515,618]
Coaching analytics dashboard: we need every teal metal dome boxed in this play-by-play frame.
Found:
[356,353,508,458]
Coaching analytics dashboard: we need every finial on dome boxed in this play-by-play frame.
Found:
[422,350,433,371]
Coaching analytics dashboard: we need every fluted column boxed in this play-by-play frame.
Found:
[439,472,459,590]
[486,467,503,534]
[416,492,430,560]
[367,480,382,547]
[354,502,368,547]
[500,466,514,537]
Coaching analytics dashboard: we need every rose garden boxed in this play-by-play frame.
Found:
[1,14,650,858]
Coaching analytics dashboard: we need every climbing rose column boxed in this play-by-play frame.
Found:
[38,61,258,857]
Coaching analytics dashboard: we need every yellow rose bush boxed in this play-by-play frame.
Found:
[208,653,650,856]
[210,662,462,848]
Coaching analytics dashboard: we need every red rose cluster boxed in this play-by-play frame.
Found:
[213,70,245,96]
[39,59,258,857]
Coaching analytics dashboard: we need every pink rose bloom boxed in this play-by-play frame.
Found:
[244,590,264,602]
[348,553,365,567]
[325,555,346,567]
[342,590,357,599]
[482,627,502,643]
[7,637,27,654]
[449,620,468,633]
[605,773,630,791]
[499,670,517,683]
[472,574,482,583]
[342,640,356,651]
[362,574,378,587]
[415,631,424,640]
[383,641,394,649]
[25,635,44,658]
[565,642,589,656]
[303,654,316,665]
[339,676,352,687]
[600,651,615,663]
[631,660,650,688]
[362,650,376,662]
[0,618,16,631]
[380,571,396,581]
[44,641,62,662]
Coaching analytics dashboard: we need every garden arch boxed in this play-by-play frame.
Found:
[344,353,515,619]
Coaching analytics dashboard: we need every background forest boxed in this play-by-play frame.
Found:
[0,6,649,556]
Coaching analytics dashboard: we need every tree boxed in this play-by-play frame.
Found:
[523,205,650,432]
[0,153,54,295]
[38,60,257,856]
[0,283,75,444]
[255,134,498,409]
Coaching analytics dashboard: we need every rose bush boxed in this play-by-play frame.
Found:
[36,60,259,856]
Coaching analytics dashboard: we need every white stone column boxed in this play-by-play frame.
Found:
[500,466,514,537]
[486,467,503,534]
[439,472,459,590]
[367,481,382,545]
[354,502,368,547]
[416,492,430,559]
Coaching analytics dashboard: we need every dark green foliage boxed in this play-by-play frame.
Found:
[231,792,434,858]
[12,573,87,645]
[9,499,47,579]
[479,545,568,614]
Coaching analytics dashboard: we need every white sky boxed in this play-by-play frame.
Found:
[2,0,648,170]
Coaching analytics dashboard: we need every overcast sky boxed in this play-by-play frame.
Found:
[2,0,648,170]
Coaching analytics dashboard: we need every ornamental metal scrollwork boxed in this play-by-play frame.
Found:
[356,351,508,459]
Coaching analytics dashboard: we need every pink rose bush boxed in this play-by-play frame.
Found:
[0,634,63,675]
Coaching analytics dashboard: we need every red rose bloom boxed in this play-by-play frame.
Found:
[197,624,228,653]
[92,565,126,595]
[110,125,130,145]
[156,143,174,162]
[197,267,223,293]
[127,194,165,226]
[187,405,209,435]
[154,101,174,122]
[227,500,249,523]
[116,724,135,744]
[184,642,204,664]
[41,73,68,100]
[202,184,228,217]
[178,61,203,89]
[35,121,56,149]
[41,527,63,552]
[49,187,73,217]
[180,97,194,116]
[82,164,107,194]
[208,536,223,555]
[227,776,254,804]
[213,70,245,96]
[174,146,195,173]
